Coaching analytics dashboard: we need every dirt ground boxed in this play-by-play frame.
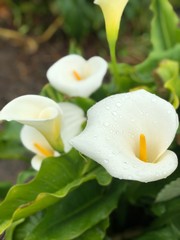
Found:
[0,38,69,182]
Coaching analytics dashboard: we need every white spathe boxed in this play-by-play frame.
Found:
[46,54,108,97]
[21,102,85,170]
[0,95,63,151]
[94,0,129,44]
[21,126,60,171]
[59,102,86,152]
[71,90,179,182]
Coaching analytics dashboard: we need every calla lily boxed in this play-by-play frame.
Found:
[21,101,85,170]
[94,0,129,53]
[71,90,179,182]
[0,95,64,151]
[46,54,108,97]
[21,126,60,171]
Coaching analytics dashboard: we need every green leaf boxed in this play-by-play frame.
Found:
[13,217,109,240]
[55,0,103,41]
[109,63,138,92]
[155,59,180,108]
[150,0,179,52]
[69,97,95,113]
[0,182,12,200]
[17,181,123,240]
[16,169,37,184]
[0,150,112,234]
[40,84,64,102]
[78,219,109,240]
[156,178,180,202]
[0,122,26,160]
[5,219,25,240]
[9,213,43,240]
[152,197,180,226]
[41,83,95,112]
[136,225,180,240]
[135,44,180,82]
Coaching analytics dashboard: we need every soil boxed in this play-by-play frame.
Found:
[0,37,69,182]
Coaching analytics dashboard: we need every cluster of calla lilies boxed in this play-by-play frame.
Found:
[0,0,179,183]
[0,54,178,182]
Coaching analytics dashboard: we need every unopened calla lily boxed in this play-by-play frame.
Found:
[94,0,129,45]
[71,90,179,182]
[21,102,85,170]
[47,54,108,97]
[94,0,129,73]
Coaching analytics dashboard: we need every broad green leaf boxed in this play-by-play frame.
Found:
[150,0,179,52]
[12,217,109,240]
[16,169,37,184]
[0,150,112,234]
[156,178,180,202]
[21,181,124,240]
[136,225,180,240]
[0,182,12,200]
[55,0,103,40]
[109,63,138,92]
[8,213,43,240]
[152,197,180,225]
[155,59,180,108]
[0,122,26,160]
[135,44,180,82]
[5,219,24,240]
[78,219,109,240]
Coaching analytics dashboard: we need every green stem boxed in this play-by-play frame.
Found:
[51,136,64,153]
[109,40,119,87]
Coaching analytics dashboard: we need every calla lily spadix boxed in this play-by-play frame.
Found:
[71,90,179,182]
[21,101,85,171]
[46,54,108,97]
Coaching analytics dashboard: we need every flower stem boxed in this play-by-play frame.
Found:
[109,40,119,88]
[52,136,64,153]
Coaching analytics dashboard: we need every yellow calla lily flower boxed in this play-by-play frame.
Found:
[94,0,129,49]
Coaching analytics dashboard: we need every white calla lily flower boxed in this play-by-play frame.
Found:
[71,90,179,182]
[46,54,108,97]
[0,95,64,151]
[20,102,85,170]
[21,126,60,171]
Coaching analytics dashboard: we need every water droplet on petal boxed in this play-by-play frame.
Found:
[104,158,109,163]
[116,102,121,107]
[104,122,109,127]
[112,111,117,116]
[151,97,157,103]
[167,110,172,114]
